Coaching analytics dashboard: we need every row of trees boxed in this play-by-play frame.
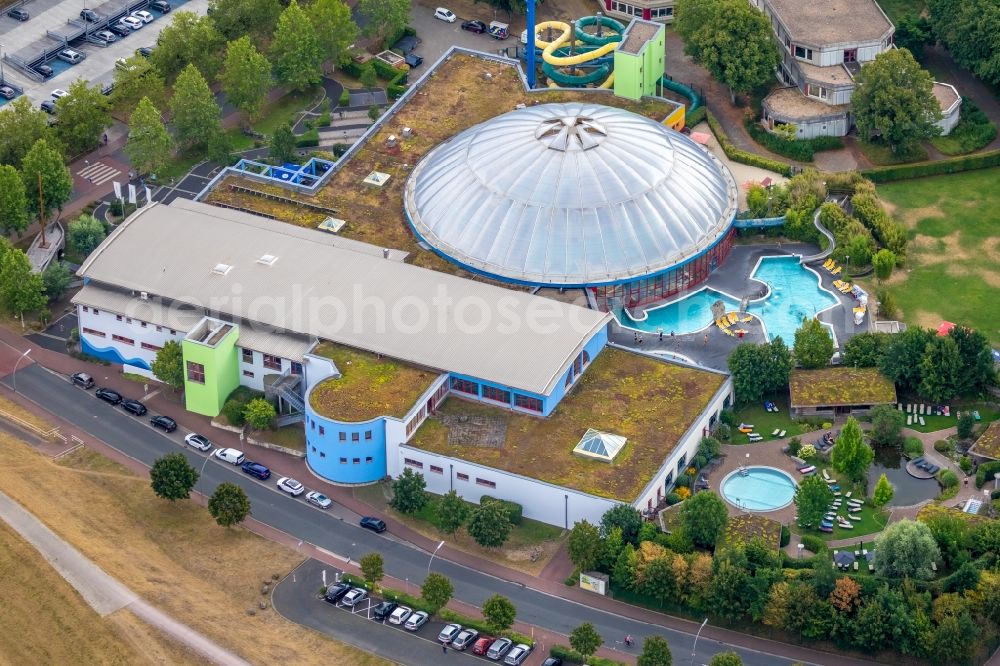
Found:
[150,452,251,526]
[926,0,1000,89]
[0,136,73,237]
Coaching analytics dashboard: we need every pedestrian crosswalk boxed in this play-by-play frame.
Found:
[77,162,121,186]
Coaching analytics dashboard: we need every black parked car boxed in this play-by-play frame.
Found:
[122,398,147,416]
[95,387,122,405]
[324,582,352,604]
[241,461,271,480]
[136,46,153,57]
[360,517,387,533]
[40,100,56,114]
[372,600,398,621]
[7,7,29,21]
[35,64,54,78]
[461,19,487,33]
[80,8,102,22]
[149,0,171,12]
[150,415,177,432]
[108,22,131,36]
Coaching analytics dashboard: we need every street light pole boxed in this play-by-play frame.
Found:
[427,540,445,577]
[196,453,212,493]
[690,618,709,666]
[11,348,32,394]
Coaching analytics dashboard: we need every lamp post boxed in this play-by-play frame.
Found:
[690,618,709,666]
[196,452,212,493]
[427,539,445,577]
[11,348,31,394]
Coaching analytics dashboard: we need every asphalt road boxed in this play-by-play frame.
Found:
[7,363,803,666]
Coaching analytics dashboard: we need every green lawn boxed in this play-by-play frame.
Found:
[260,425,306,452]
[252,88,322,137]
[899,401,1000,433]
[874,0,925,23]
[790,464,889,541]
[877,168,1000,347]
[731,396,822,443]
[858,140,928,166]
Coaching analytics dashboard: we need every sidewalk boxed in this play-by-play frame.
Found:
[0,328,877,666]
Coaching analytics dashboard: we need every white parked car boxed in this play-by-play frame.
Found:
[341,588,367,607]
[184,433,213,451]
[120,15,143,30]
[388,606,411,625]
[51,89,69,100]
[213,447,245,465]
[404,610,429,631]
[434,7,456,22]
[276,477,305,496]
[305,491,332,509]
[130,10,154,23]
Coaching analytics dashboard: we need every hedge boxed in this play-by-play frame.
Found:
[976,460,1000,488]
[438,609,534,646]
[861,149,1000,182]
[341,573,438,615]
[296,128,320,147]
[743,117,843,162]
[220,386,263,427]
[480,495,522,525]
[939,469,959,488]
[800,534,826,554]
[685,106,706,127]
[706,111,793,176]
[338,89,350,106]
[550,645,627,666]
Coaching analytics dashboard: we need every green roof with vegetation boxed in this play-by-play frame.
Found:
[970,421,1000,461]
[721,513,782,550]
[410,348,726,502]
[789,367,896,408]
[309,342,440,422]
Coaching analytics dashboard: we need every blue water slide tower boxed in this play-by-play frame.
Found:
[526,0,536,88]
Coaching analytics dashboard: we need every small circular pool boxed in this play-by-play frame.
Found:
[721,466,797,512]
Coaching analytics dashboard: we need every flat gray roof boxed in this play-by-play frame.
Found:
[766,0,892,46]
[78,199,611,396]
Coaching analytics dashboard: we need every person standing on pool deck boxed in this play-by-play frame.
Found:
[704,333,709,345]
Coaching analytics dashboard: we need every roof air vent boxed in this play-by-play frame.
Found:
[212,263,233,275]
[257,254,278,266]
[534,115,607,152]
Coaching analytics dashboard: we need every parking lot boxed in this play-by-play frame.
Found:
[404,6,519,69]
[0,0,208,106]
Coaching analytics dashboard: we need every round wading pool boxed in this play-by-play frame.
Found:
[720,466,797,512]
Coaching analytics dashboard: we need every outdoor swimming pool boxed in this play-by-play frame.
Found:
[621,256,839,343]
[721,466,797,512]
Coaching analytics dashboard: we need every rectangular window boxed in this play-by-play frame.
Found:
[843,48,857,63]
[339,432,347,441]
[290,362,303,376]
[186,361,205,384]
[116,315,123,321]
[126,318,132,324]
[430,465,444,474]
[82,306,89,312]
[262,354,282,371]
[170,329,176,335]
[476,478,496,489]
[320,451,325,457]
[243,369,254,378]
[141,342,162,352]
[365,456,373,463]
[807,83,828,100]
[353,458,360,464]
[82,327,105,338]
[340,457,347,464]
[140,321,147,328]
[351,432,360,442]
[404,458,423,469]
[794,45,813,60]
[364,431,372,440]
[310,420,315,430]
[482,386,510,404]
[112,334,134,346]
[319,426,325,435]
[676,454,687,474]
[156,325,163,332]
[242,348,254,363]
[514,394,543,412]
[457,472,469,481]
[450,377,479,396]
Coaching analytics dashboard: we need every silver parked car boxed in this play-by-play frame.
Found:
[487,637,512,660]
[504,644,532,665]
[341,588,367,607]
[404,610,428,631]
[437,623,461,644]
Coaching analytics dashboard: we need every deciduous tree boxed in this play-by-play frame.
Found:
[243,398,277,430]
[20,138,72,220]
[869,404,905,449]
[269,123,296,164]
[872,473,894,509]
[928,0,1000,89]
[208,482,251,527]
[359,552,384,587]
[151,11,225,80]
[762,581,791,628]
[220,37,272,121]
[708,652,742,666]
[436,489,468,534]
[612,543,638,590]
[727,339,792,404]
[125,97,173,177]
[110,57,166,116]
[852,49,941,155]
[151,340,184,391]
[42,263,72,302]
[0,165,29,236]
[948,325,995,396]
[640,557,677,606]
[0,97,53,169]
[919,335,963,402]
[880,326,932,394]
[67,215,107,257]
[568,520,602,572]
[0,241,47,319]
[308,0,358,68]
[208,0,282,41]
[874,519,940,580]
[482,594,516,632]
[830,417,873,482]
[637,635,673,666]
[358,0,409,41]
[793,317,834,369]
[600,504,642,545]
[467,499,512,548]
[420,572,452,613]
[150,452,199,501]
[569,622,602,661]
[843,332,889,368]
[793,475,834,527]
[680,491,728,549]
[271,1,324,91]
[872,248,896,281]
[170,64,222,151]
[829,576,862,612]
[389,467,427,514]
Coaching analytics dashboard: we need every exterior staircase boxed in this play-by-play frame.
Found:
[266,369,305,426]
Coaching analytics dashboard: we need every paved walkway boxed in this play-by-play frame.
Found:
[0,490,250,666]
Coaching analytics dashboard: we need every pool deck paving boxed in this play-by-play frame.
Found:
[609,242,867,372]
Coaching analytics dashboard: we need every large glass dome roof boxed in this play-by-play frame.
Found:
[404,102,739,286]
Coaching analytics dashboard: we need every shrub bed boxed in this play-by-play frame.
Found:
[550,645,626,666]
[743,117,843,161]
[685,106,706,127]
[975,460,1000,488]
[296,128,320,147]
[800,534,826,554]
[930,100,997,156]
[706,111,793,176]
[438,610,534,646]
[479,496,523,525]
[220,386,263,427]
[861,149,1000,182]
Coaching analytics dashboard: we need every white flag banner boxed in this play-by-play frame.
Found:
[144,186,152,205]
[113,181,122,200]
[128,183,137,204]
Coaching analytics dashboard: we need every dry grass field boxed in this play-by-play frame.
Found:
[0,432,387,666]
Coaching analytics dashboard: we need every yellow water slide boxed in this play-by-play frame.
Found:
[531,20,620,87]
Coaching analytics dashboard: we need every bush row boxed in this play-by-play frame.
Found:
[438,609,534,646]
[340,573,439,615]
[743,117,843,162]
[220,386,263,427]
[976,460,1000,488]
[800,534,826,554]
[850,184,907,259]
[296,128,320,147]
[861,149,1000,182]
[549,644,627,666]
[685,106,706,128]
[706,111,793,177]
[480,495,523,525]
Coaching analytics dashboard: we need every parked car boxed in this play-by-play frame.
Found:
[57,49,83,64]
[184,433,213,451]
[136,46,153,57]
[388,606,411,625]
[94,29,117,42]
[472,637,496,656]
[438,623,462,644]
[40,100,56,114]
[486,638,513,660]
[434,7,456,22]
[95,387,122,405]
[7,7,29,21]
[79,8,102,22]
[150,415,177,432]
[404,610,429,631]
[324,582,352,604]
[120,15,143,30]
[71,372,95,389]
[130,10,154,23]
[359,517,386,533]
[108,22,131,36]
[241,461,271,480]
[115,57,134,71]
[341,588,367,607]
[488,21,510,40]
[276,477,304,496]
[452,629,480,651]
[504,644,531,665]
[461,19,487,33]
[149,0,171,12]
[121,398,147,416]
[541,658,563,666]
[35,64,54,78]
[404,53,423,68]
[214,448,245,465]
[372,600,397,621]
[305,491,332,509]
[0,86,14,100]
[51,89,69,100]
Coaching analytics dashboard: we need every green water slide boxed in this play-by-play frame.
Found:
[574,15,626,45]
[660,77,702,111]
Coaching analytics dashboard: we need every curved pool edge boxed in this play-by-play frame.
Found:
[720,465,798,513]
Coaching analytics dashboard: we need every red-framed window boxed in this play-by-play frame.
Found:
[141,342,161,352]
[456,472,469,481]
[242,348,254,363]
[186,361,205,384]
[112,334,134,346]
[430,465,444,474]
[514,394,542,412]
[482,386,510,404]
[476,478,496,489]
[82,327,105,337]
[404,458,423,469]
[451,377,479,395]
[262,354,282,371]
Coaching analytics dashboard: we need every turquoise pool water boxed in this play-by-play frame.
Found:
[621,256,838,343]
[721,466,797,512]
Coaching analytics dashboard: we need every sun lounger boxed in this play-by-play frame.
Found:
[853,561,859,571]
[741,316,753,323]
[974,410,981,420]
[738,427,752,434]
[823,258,835,269]
[862,549,868,556]
[868,563,874,572]
[822,469,832,481]
[849,514,862,521]
[772,429,781,436]
[839,521,853,529]
[778,430,786,437]
[724,328,735,336]
[845,491,852,498]
[919,416,925,426]
[912,456,924,465]
[830,484,841,491]
[840,284,853,293]
[907,415,912,425]
[919,404,925,415]
[944,406,950,417]
[927,464,939,474]
[798,465,816,474]
[931,562,937,572]
[831,266,841,275]
[820,525,833,533]
[748,434,763,442]
[898,403,903,411]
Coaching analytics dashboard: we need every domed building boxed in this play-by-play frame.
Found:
[404,102,739,310]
